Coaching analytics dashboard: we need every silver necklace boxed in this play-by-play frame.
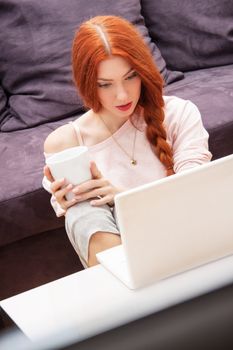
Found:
[99,116,138,165]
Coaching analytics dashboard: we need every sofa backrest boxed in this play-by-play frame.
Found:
[141,0,233,71]
[0,0,182,132]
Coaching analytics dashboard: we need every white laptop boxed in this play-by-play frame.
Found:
[96,154,233,289]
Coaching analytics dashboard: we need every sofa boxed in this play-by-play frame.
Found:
[0,0,233,300]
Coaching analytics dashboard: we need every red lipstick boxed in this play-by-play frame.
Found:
[116,102,132,111]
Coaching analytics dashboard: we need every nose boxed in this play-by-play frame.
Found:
[115,83,128,103]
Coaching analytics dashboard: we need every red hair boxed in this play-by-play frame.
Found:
[72,16,174,175]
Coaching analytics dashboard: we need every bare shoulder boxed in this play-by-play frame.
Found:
[73,110,103,146]
[44,123,78,154]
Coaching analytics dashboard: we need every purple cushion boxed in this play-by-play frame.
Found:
[165,64,233,159]
[141,0,233,71]
[0,117,75,246]
[0,0,183,132]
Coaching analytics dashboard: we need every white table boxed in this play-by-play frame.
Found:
[1,255,233,348]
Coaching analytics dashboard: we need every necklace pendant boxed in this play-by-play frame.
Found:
[131,159,137,165]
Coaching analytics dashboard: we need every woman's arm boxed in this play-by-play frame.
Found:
[165,99,212,173]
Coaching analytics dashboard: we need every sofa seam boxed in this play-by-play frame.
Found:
[0,187,46,206]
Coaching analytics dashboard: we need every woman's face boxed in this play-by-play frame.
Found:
[97,55,141,124]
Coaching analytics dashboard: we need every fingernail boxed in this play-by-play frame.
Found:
[67,184,73,190]
[90,200,96,206]
[72,187,79,194]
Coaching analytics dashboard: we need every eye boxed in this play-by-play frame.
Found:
[97,82,112,88]
[126,71,138,80]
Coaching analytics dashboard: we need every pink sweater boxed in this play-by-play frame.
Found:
[43,96,212,216]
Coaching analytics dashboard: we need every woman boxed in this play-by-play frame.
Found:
[43,15,211,268]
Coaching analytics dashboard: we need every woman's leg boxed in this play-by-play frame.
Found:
[88,231,121,266]
[65,200,120,268]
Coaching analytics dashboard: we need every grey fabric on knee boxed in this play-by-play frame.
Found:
[65,200,120,267]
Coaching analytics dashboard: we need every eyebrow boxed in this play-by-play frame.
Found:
[97,68,134,81]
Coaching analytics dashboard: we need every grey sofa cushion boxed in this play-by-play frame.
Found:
[0,117,75,247]
[165,64,233,159]
[0,0,183,132]
[141,0,233,71]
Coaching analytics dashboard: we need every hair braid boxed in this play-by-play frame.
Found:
[142,103,174,176]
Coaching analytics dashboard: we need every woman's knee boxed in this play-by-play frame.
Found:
[88,231,121,267]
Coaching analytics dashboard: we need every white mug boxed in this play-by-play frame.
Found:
[46,146,92,200]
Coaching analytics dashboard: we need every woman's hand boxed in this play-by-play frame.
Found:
[43,165,77,211]
[72,161,121,206]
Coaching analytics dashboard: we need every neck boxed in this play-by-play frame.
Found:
[97,112,130,134]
